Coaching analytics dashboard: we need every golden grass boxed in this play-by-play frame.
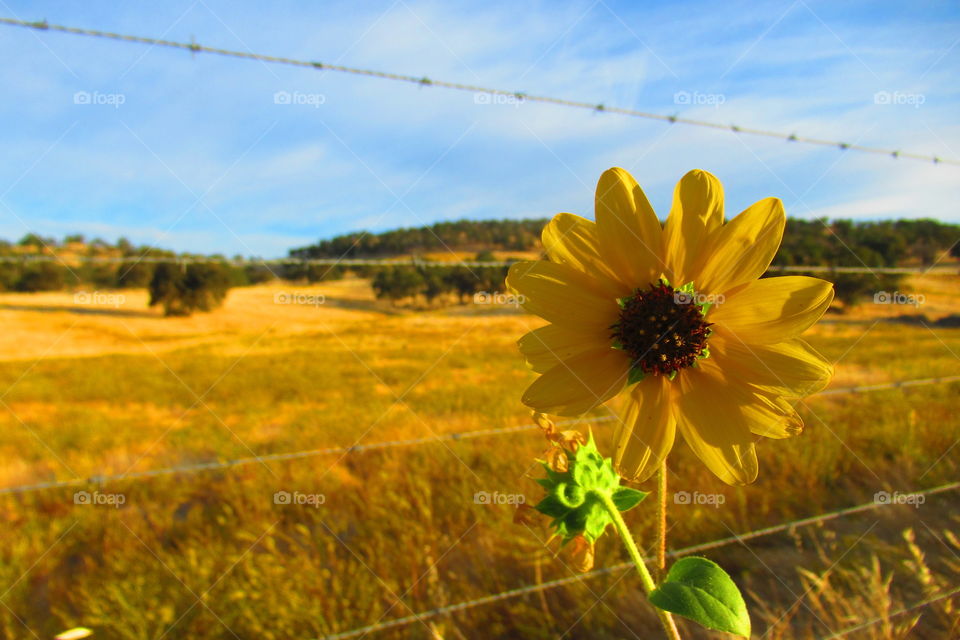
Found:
[0,273,957,638]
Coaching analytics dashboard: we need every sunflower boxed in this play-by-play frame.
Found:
[507,168,834,485]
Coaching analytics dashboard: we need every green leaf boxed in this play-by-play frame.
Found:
[649,557,751,638]
[611,487,648,512]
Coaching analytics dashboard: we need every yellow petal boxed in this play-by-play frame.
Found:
[693,355,804,440]
[506,260,619,331]
[613,375,676,482]
[709,333,833,397]
[709,276,834,344]
[518,323,610,374]
[542,212,630,299]
[676,366,758,485]
[594,167,665,288]
[522,348,630,416]
[746,394,804,439]
[663,169,724,285]
[693,197,785,295]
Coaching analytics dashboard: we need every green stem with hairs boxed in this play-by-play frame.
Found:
[591,490,682,640]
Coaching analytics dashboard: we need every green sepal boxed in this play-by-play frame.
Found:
[627,366,646,385]
[649,556,751,638]
[539,461,570,484]
[611,486,648,512]
[583,501,609,540]
[677,281,714,316]
[530,431,634,544]
[534,493,570,518]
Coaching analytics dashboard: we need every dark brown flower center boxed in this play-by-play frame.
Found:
[610,280,711,378]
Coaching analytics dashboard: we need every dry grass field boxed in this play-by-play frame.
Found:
[0,274,957,639]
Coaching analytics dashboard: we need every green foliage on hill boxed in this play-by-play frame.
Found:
[291,217,960,265]
[289,219,548,259]
[1,218,957,311]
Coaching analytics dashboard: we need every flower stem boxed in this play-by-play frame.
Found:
[592,491,682,640]
[657,460,668,581]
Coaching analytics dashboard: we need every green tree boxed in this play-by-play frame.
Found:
[148,262,231,317]
[116,262,156,288]
[372,266,425,304]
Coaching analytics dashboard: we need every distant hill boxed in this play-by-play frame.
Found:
[289,219,549,259]
[291,217,960,267]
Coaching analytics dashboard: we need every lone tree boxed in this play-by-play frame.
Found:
[149,262,231,316]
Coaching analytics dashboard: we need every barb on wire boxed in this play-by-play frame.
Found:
[317,481,960,639]
[0,16,957,167]
[2,375,958,496]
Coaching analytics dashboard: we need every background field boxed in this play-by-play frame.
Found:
[0,274,958,639]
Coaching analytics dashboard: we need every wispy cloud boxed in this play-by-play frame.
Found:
[0,0,957,255]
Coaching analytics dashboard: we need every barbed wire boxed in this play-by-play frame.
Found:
[819,584,960,639]
[1,375,957,497]
[1,16,957,167]
[0,253,956,275]
[318,481,960,639]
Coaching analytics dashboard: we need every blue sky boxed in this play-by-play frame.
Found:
[0,0,958,257]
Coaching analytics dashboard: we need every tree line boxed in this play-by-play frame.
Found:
[3,217,958,314]
[291,217,960,264]
[290,219,547,258]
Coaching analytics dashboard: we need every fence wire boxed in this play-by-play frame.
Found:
[0,253,956,274]
[0,17,957,167]
[318,481,960,639]
[2,375,958,496]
